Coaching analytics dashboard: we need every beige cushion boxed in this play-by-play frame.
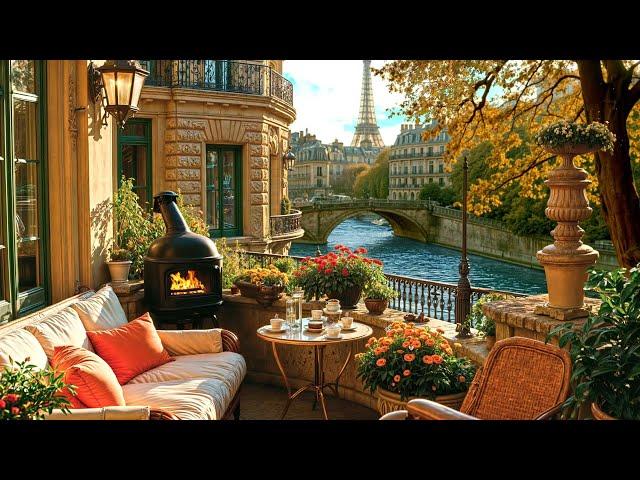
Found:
[45,406,150,420]
[123,352,246,420]
[0,329,49,370]
[71,285,128,331]
[157,329,223,356]
[26,307,94,359]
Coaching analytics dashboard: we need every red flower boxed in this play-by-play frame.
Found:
[5,394,18,403]
[372,259,383,266]
[316,264,324,272]
[11,407,20,415]
[0,399,5,409]
[342,268,349,277]
[334,244,344,250]
[324,268,333,275]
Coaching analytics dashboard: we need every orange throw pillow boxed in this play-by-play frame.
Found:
[86,313,174,385]
[52,346,126,408]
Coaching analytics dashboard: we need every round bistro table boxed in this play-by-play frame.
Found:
[256,319,372,420]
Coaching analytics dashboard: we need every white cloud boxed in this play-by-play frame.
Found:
[284,60,406,146]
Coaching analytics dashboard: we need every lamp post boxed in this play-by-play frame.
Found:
[455,156,472,338]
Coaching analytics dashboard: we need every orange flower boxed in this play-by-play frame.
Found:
[423,355,433,364]
[441,340,450,348]
[404,353,415,362]
[393,374,401,382]
[396,349,405,354]
[445,347,453,355]
[366,338,376,347]
[407,322,415,327]
[453,342,462,349]
[432,355,443,364]
[403,369,411,377]
[376,358,386,367]
[402,341,410,348]
[436,327,445,334]
[458,375,466,383]
[386,330,395,337]
[374,348,383,356]
[379,346,389,353]
[411,340,421,348]
[404,329,414,336]
[426,339,435,347]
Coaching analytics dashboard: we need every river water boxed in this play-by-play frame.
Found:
[290,217,547,295]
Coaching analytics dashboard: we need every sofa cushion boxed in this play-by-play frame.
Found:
[26,307,94,359]
[122,352,246,420]
[71,285,128,331]
[0,329,49,371]
[52,346,126,408]
[157,329,223,356]
[86,313,174,385]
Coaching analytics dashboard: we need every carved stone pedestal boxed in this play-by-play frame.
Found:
[537,143,600,317]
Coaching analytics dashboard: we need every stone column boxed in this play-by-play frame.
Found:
[164,118,206,207]
[536,144,599,320]
[245,122,270,241]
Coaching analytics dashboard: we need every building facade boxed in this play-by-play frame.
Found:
[289,130,380,200]
[388,122,451,201]
[0,59,298,322]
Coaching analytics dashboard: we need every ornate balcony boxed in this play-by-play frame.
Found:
[269,209,303,240]
[139,60,293,106]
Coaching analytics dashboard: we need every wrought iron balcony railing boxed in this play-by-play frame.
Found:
[270,209,302,237]
[139,60,293,106]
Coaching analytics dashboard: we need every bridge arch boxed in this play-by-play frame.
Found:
[299,201,432,245]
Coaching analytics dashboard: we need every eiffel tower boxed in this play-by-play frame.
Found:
[351,60,385,148]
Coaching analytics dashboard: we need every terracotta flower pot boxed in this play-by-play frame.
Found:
[234,280,260,299]
[365,298,388,315]
[591,402,616,420]
[326,286,362,309]
[230,285,239,295]
[255,284,285,307]
[376,387,466,416]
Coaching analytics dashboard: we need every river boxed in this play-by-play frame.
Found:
[290,217,547,295]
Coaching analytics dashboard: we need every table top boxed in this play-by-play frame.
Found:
[256,319,373,346]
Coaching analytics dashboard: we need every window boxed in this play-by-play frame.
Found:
[393,192,397,200]
[440,145,445,154]
[411,148,415,156]
[403,192,407,200]
[439,164,444,173]
[439,177,444,186]
[117,119,152,209]
[419,165,424,174]
[317,178,323,187]
[0,60,48,320]
[429,178,434,183]
[317,166,322,176]
[428,146,433,156]
[412,165,417,174]
[420,147,424,155]
[429,164,434,174]
[206,145,242,237]
[410,192,415,200]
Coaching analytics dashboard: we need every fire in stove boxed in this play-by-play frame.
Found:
[169,270,207,296]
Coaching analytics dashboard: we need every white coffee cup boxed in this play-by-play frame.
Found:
[270,317,284,330]
[326,324,342,338]
[311,309,323,320]
[341,316,353,329]
[326,299,340,312]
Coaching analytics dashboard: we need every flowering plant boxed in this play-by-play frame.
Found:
[234,265,289,287]
[1,358,75,420]
[364,282,398,301]
[291,245,387,301]
[355,321,476,401]
[534,121,616,153]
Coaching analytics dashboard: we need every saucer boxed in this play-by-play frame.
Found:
[324,334,342,340]
[265,325,288,333]
[323,308,342,315]
[340,325,357,332]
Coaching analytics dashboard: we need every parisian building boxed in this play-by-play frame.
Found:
[388,122,451,201]
[0,59,298,321]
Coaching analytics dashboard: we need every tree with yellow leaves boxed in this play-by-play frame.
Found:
[374,61,640,268]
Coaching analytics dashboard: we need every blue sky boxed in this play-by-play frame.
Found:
[283,60,407,146]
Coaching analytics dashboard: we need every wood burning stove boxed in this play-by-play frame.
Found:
[144,191,223,327]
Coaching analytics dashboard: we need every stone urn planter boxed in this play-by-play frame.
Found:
[234,280,260,299]
[364,298,388,315]
[326,286,362,309]
[376,387,466,416]
[106,261,132,285]
[591,402,616,420]
[255,284,285,307]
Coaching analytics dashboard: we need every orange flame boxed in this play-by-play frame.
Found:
[169,270,206,295]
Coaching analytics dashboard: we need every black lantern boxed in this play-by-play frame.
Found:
[91,60,149,128]
[283,149,296,171]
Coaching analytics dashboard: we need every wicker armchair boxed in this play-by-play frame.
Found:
[380,336,572,420]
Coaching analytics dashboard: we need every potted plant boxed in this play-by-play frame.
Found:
[363,282,398,315]
[291,245,386,308]
[106,246,133,284]
[534,120,616,156]
[356,320,476,415]
[549,265,640,420]
[233,265,289,306]
[280,196,292,215]
[1,358,75,420]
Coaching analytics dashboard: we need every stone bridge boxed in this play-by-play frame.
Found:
[298,199,437,244]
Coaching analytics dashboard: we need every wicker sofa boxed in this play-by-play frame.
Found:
[0,288,245,420]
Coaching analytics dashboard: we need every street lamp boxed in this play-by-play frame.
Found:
[88,60,149,129]
[283,149,296,171]
[455,156,472,338]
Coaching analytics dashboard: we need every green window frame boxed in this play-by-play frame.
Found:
[0,60,49,322]
[206,145,242,237]
[117,119,152,210]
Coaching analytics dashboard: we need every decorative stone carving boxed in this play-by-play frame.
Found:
[176,180,201,193]
[250,181,269,193]
[250,156,269,169]
[251,169,269,181]
[167,118,207,130]
[536,144,600,317]
[268,126,279,156]
[251,193,268,205]
[165,143,202,155]
[244,131,268,145]
[250,144,269,156]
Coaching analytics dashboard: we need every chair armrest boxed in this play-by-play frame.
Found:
[44,406,150,420]
[157,328,225,356]
[149,408,180,420]
[406,399,478,420]
[535,402,565,420]
[221,329,240,353]
[379,410,409,420]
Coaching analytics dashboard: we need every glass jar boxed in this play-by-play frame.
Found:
[285,298,297,330]
[291,288,304,330]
